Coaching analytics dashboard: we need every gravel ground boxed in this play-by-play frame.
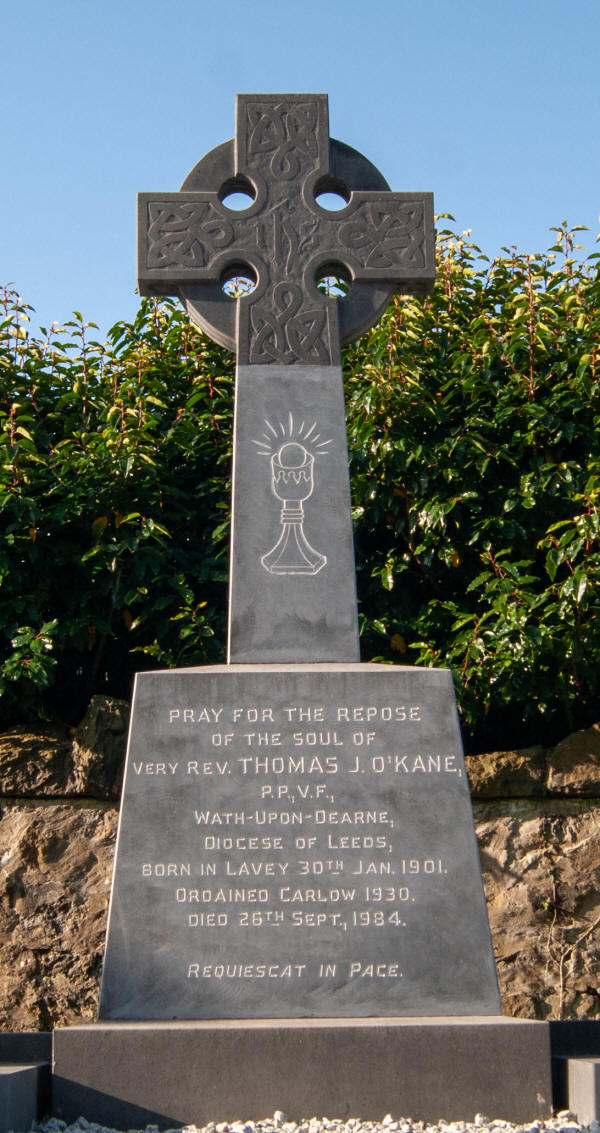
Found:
[23,1111,600,1133]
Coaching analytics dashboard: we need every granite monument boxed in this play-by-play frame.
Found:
[99,93,501,1021]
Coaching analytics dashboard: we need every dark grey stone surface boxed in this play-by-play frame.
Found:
[0,1033,51,1062]
[138,94,434,663]
[138,94,435,366]
[99,663,500,1020]
[0,1062,50,1132]
[228,366,359,662]
[551,1023,600,1111]
[550,1019,600,1057]
[53,1018,552,1126]
[568,1059,600,1124]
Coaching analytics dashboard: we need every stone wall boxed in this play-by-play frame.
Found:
[0,698,598,1031]
[471,727,600,1022]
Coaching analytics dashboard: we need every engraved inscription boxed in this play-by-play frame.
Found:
[130,692,464,987]
[99,669,502,1018]
[245,201,320,277]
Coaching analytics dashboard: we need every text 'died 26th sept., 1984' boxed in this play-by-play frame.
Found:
[99,666,501,1020]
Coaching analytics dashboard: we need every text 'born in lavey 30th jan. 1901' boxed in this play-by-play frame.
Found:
[128,695,465,984]
[99,668,500,1018]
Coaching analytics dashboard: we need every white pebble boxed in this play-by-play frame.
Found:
[29,1111,596,1133]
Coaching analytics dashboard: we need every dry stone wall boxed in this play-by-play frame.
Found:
[0,698,598,1031]
[471,724,600,1022]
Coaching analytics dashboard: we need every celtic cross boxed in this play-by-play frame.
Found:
[138,95,435,663]
[139,94,434,366]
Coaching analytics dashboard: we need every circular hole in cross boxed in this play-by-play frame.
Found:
[315,262,351,299]
[314,175,350,213]
[221,264,257,299]
[219,176,256,212]
[222,190,255,211]
[315,191,348,212]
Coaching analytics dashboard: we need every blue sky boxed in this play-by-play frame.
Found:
[3,0,599,341]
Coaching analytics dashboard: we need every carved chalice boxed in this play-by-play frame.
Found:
[261,442,327,575]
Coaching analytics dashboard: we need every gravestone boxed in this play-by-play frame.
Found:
[98,93,501,1021]
[53,94,554,1128]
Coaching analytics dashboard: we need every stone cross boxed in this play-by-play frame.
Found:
[138,94,434,662]
[99,111,501,1029]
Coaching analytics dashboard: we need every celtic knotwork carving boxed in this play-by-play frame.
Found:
[146,201,233,270]
[246,101,319,181]
[340,201,427,271]
[138,95,435,361]
[250,283,329,365]
[245,200,319,279]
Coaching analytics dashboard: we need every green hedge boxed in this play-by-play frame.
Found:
[0,296,234,724]
[1,221,598,749]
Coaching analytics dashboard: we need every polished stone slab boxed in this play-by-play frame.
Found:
[0,1062,50,1133]
[53,1018,552,1127]
[228,366,359,662]
[99,663,500,1020]
[568,1059,600,1124]
[550,1021,600,1110]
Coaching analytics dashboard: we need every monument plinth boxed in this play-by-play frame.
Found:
[53,94,552,1127]
[98,664,499,1020]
